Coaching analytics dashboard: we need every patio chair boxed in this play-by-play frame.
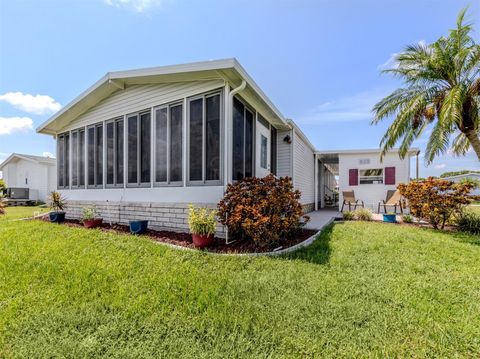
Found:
[341,191,364,212]
[377,190,403,214]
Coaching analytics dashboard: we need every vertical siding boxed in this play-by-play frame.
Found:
[293,131,315,205]
[276,129,292,177]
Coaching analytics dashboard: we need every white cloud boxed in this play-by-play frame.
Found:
[42,152,54,158]
[0,117,34,135]
[434,163,447,169]
[296,88,391,124]
[104,0,164,12]
[0,92,61,115]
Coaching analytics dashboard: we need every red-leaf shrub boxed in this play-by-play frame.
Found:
[217,175,308,247]
[398,177,474,229]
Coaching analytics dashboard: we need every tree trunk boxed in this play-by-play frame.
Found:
[464,128,480,160]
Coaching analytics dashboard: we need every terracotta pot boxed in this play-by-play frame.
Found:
[83,218,103,228]
[191,233,214,248]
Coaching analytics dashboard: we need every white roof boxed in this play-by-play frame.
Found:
[442,173,480,180]
[316,148,420,156]
[0,153,56,170]
[37,58,290,135]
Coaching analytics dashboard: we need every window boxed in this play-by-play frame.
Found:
[127,111,151,186]
[359,168,383,184]
[188,92,222,184]
[270,126,277,175]
[106,118,124,187]
[57,133,69,188]
[359,158,370,165]
[260,135,267,169]
[87,123,103,187]
[232,97,254,181]
[154,103,184,185]
[71,129,85,188]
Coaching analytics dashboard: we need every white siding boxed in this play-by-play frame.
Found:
[61,80,224,131]
[276,129,292,177]
[293,131,315,206]
[1,160,55,202]
[338,152,411,210]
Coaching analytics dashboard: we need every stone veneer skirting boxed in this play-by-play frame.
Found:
[66,201,226,237]
[302,203,315,213]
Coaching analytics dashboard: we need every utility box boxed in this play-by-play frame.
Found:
[6,187,30,199]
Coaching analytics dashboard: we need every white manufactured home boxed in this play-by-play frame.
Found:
[0,153,57,202]
[37,59,418,235]
[442,173,480,196]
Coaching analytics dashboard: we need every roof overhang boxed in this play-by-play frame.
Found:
[0,153,56,170]
[37,58,290,135]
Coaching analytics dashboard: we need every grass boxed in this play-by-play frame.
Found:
[0,205,49,221]
[1,207,479,358]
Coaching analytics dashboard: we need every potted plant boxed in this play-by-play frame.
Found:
[188,205,216,248]
[383,212,397,223]
[48,191,67,223]
[82,206,103,228]
[129,219,149,235]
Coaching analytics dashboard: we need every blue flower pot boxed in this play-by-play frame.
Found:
[49,211,66,223]
[383,214,397,223]
[129,220,149,234]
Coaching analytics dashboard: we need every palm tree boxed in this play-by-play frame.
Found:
[372,8,480,163]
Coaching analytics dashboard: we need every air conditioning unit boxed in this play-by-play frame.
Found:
[6,187,29,199]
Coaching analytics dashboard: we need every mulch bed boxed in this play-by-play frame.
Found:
[39,217,318,254]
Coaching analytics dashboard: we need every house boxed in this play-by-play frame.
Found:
[317,148,419,210]
[0,153,57,202]
[442,172,480,196]
[37,58,418,235]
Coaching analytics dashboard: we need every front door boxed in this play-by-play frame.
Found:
[256,121,270,177]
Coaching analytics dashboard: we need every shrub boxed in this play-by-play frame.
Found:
[0,194,5,215]
[0,179,6,195]
[402,214,413,223]
[217,175,307,247]
[343,211,355,220]
[48,191,67,212]
[188,205,217,236]
[355,208,373,221]
[398,177,474,229]
[456,212,480,235]
[82,206,98,221]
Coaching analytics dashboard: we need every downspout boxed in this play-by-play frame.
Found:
[224,80,246,245]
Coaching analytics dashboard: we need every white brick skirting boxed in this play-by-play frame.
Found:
[65,201,226,237]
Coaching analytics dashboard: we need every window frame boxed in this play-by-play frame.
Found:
[231,95,256,181]
[153,101,184,187]
[359,168,384,185]
[126,110,152,188]
[70,128,86,189]
[57,132,70,189]
[86,122,104,189]
[186,90,223,186]
[105,117,124,188]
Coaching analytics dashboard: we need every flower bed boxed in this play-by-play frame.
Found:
[39,217,317,254]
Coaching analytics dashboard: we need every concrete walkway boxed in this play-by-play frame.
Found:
[304,209,340,230]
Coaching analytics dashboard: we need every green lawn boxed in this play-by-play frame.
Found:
[1,207,479,358]
[0,205,49,221]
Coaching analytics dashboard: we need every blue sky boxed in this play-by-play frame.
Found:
[0,0,478,177]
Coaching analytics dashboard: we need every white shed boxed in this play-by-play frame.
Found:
[0,153,57,202]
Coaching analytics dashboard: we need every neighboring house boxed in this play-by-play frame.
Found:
[0,153,57,202]
[36,58,418,235]
[442,173,480,196]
